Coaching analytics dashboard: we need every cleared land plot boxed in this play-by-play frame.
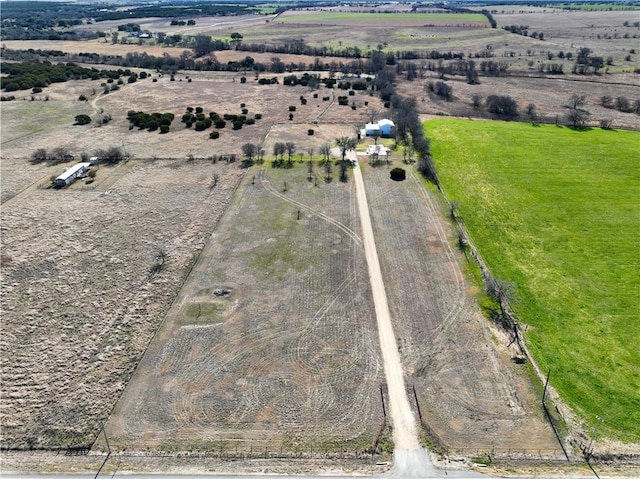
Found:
[359,163,561,456]
[427,119,640,445]
[399,74,640,132]
[0,70,376,160]
[0,159,243,448]
[102,164,386,454]
[493,10,640,70]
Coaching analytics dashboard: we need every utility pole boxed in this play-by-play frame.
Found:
[542,368,551,403]
[586,416,603,460]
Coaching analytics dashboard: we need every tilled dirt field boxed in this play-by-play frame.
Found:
[0,158,244,448]
[97,157,563,462]
[361,163,564,458]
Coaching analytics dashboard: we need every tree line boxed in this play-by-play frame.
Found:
[0,61,137,92]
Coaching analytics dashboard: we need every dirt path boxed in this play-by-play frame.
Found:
[350,151,421,452]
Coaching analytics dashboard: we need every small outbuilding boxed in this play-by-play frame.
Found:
[55,162,91,187]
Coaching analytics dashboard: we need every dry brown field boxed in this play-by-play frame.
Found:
[1,6,639,474]
[100,164,386,455]
[1,157,244,449]
[0,68,384,162]
[397,73,640,131]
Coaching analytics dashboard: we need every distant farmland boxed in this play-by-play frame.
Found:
[427,119,640,442]
[276,12,489,27]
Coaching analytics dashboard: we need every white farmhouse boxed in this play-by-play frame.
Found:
[364,119,395,138]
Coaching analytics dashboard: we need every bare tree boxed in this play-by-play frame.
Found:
[566,108,589,128]
[472,94,483,110]
[526,103,537,124]
[336,137,356,182]
[149,249,167,276]
[241,143,258,162]
[324,160,332,183]
[366,107,382,124]
[30,148,48,164]
[336,136,356,162]
[486,276,517,319]
[285,142,296,162]
[319,143,331,164]
[273,142,286,161]
[567,93,586,110]
[599,118,613,130]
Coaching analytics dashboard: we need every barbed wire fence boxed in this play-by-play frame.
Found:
[431,178,577,461]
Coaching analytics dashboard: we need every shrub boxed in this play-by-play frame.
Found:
[32,87,43,94]
[160,124,170,134]
[289,105,296,112]
[254,113,262,120]
[195,121,207,131]
[30,148,48,164]
[486,95,518,116]
[240,77,246,83]
[390,168,406,181]
[308,129,314,135]
[209,131,220,139]
[74,114,91,125]
[245,118,255,125]
[78,94,87,101]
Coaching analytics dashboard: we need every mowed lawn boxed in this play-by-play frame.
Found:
[427,119,639,442]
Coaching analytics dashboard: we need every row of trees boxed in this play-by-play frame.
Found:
[30,146,128,166]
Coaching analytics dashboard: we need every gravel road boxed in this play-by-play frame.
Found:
[350,151,443,478]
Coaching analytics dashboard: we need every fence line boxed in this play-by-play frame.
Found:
[432,178,575,461]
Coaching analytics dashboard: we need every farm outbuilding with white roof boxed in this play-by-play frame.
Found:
[364,119,395,138]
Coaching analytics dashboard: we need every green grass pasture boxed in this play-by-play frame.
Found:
[427,119,640,442]
[277,12,488,26]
